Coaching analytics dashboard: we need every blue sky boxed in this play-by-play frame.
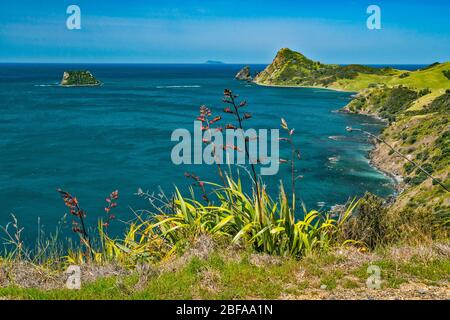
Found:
[0,0,449,63]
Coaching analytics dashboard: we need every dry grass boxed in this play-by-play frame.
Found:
[160,234,216,273]
[248,253,282,267]
[0,260,129,290]
[0,241,448,300]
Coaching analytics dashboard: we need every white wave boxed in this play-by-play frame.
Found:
[316,201,326,207]
[156,85,201,89]
[328,135,345,141]
[33,83,59,87]
[361,122,379,126]
[328,156,340,164]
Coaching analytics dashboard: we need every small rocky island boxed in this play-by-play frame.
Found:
[60,71,101,86]
[235,66,252,81]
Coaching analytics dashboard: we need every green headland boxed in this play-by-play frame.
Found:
[254,47,450,92]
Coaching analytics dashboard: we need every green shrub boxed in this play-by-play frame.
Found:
[379,87,418,119]
[424,92,450,114]
[442,70,450,80]
[418,88,431,97]
[420,62,440,70]
[404,162,415,175]
[401,133,408,141]
[406,135,417,144]
[419,163,434,174]
[416,150,429,161]
[339,193,388,249]
[409,172,428,186]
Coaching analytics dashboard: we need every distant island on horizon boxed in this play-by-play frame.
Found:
[205,60,225,64]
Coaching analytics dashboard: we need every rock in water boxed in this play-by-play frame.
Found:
[61,71,101,86]
[235,66,252,81]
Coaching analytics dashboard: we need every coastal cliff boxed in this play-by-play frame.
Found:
[61,70,101,86]
[344,87,449,217]
[256,48,450,217]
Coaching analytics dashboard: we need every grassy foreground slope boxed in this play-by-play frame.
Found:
[1,241,449,300]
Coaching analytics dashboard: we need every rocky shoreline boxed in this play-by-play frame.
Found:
[60,83,103,87]
[254,81,355,93]
[369,139,404,191]
[339,108,403,188]
[258,83,403,192]
[257,81,404,197]
[250,65,405,203]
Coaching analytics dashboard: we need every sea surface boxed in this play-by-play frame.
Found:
[0,63,401,240]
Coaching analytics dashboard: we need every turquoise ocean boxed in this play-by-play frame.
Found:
[0,63,406,240]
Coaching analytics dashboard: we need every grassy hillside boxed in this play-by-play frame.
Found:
[345,88,450,220]
[335,62,450,91]
[254,48,450,92]
[254,48,395,90]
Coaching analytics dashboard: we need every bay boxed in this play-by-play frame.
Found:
[0,63,395,240]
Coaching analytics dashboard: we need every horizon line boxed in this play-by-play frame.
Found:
[0,61,435,66]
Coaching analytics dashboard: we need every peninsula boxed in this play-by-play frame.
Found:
[254,48,450,217]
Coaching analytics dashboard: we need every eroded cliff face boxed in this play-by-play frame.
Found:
[345,88,450,216]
